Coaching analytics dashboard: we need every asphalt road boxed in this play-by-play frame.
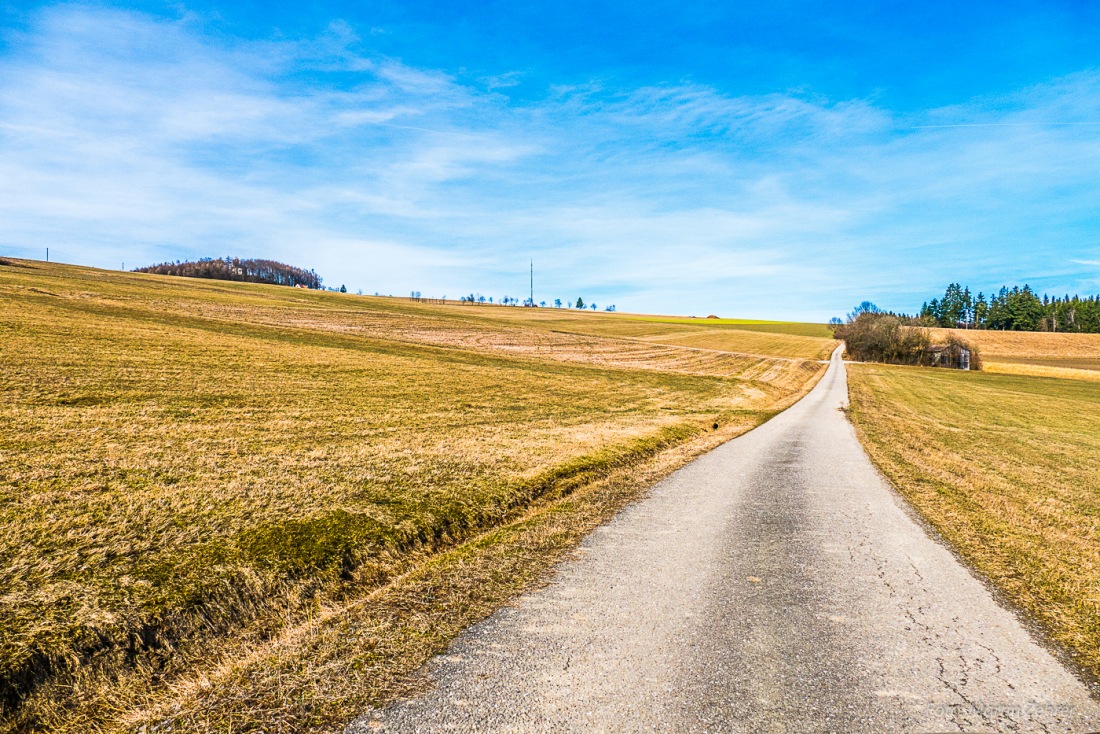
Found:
[350,348,1100,733]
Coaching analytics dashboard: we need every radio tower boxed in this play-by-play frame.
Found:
[530,259,534,306]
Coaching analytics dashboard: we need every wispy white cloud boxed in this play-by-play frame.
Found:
[2,5,1100,318]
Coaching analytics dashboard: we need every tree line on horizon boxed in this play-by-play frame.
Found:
[457,293,616,311]
[135,257,322,289]
[919,283,1100,332]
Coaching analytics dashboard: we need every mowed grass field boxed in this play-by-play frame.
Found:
[0,259,834,732]
[847,334,1100,679]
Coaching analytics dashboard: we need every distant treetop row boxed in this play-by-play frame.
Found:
[134,257,322,289]
[455,293,615,311]
[919,283,1100,332]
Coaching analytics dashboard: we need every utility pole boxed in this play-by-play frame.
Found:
[530,259,533,305]
[46,247,49,262]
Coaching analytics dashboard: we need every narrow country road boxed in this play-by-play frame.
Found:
[350,348,1100,733]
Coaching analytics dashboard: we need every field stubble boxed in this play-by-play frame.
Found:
[0,260,833,732]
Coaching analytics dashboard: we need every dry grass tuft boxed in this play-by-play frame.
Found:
[0,260,829,731]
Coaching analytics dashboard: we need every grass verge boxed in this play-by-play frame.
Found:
[846,363,1100,678]
[119,407,789,734]
[0,259,827,731]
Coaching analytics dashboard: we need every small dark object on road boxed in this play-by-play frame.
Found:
[713,422,719,430]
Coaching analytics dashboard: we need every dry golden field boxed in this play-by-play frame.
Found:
[981,360,1100,382]
[542,318,835,360]
[0,259,834,732]
[929,326,1100,374]
[847,359,1100,680]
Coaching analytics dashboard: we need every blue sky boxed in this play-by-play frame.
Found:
[1,2,1099,319]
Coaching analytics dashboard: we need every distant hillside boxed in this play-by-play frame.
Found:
[134,257,321,289]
